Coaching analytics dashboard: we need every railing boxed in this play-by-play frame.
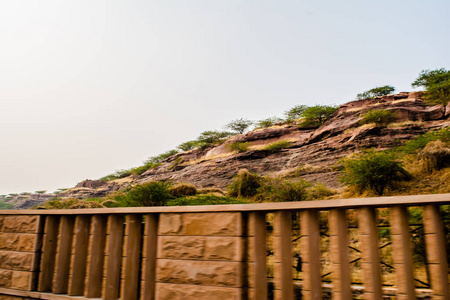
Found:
[0,193,449,299]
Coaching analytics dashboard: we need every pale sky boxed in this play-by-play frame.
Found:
[1,1,449,195]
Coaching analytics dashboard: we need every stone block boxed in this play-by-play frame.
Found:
[204,237,242,261]
[158,214,182,235]
[10,271,32,290]
[0,234,37,252]
[0,295,28,300]
[1,216,39,234]
[157,259,241,287]
[156,283,241,300]
[182,213,241,236]
[0,251,34,271]
[0,270,12,287]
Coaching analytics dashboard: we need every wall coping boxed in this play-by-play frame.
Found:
[1,193,449,215]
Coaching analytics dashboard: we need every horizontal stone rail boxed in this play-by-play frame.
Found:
[0,193,448,300]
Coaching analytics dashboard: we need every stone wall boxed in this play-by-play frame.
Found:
[0,215,41,292]
[156,212,244,300]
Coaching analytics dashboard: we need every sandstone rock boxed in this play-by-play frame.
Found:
[0,270,12,288]
[75,179,107,189]
[0,251,33,271]
[0,234,36,252]
[156,283,241,300]
[1,216,39,233]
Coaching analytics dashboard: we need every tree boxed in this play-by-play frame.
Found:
[177,140,200,152]
[300,105,338,127]
[356,85,395,100]
[412,68,450,115]
[197,130,233,145]
[224,118,253,134]
[285,105,307,121]
[340,150,410,196]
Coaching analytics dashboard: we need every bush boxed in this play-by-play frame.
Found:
[308,184,336,200]
[0,201,13,209]
[255,179,310,202]
[224,118,253,134]
[228,142,249,153]
[166,195,247,206]
[299,105,338,127]
[412,68,450,114]
[360,109,396,126]
[399,128,450,154]
[168,183,198,198]
[228,169,263,198]
[37,198,104,209]
[417,140,450,172]
[264,140,291,153]
[285,105,307,121]
[255,117,283,128]
[197,130,234,145]
[113,181,173,207]
[356,85,395,100]
[340,150,410,196]
[177,140,201,152]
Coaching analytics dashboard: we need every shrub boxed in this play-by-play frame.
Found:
[169,183,198,198]
[0,201,13,209]
[177,140,200,152]
[144,150,178,165]
[308,184,336,200]
[228,142,249,153]
[197,130,234,145]
[417,140,450,172]
[264,140,291,153]
[113,181,173,207]
[299,105,338,127]
[356,85,395,100]
[224,118,253,134]
[255,179,310,202]
[360,109,396,126]
[285,105,307,121]
[37,198,104,209]
[228,169,263,198]
[166,195,247,206]
[412,68,450,115]
[340,150,410,196]
[399,128,450,154]
[255,117,282,128]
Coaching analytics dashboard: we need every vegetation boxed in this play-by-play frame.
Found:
[168,183,198,198]
[224,118,253,134]
[228,142,249,153]
[360,109,396,126]
[412,68,450,115]
[255,117,282,128]
[0,201,13,209]
[228,169,262,198]
[196,130,234,145]
[284,105,307,121]
[166,195,247,206]
[398,127,450,154]
[299,105,338,127]
[177,140,200,152]
[356,85,395,100]
[416,140,450,172]
[340,150,410,196]
[264,140,291,153]
[37,198,104,209]
[112,181,173,207]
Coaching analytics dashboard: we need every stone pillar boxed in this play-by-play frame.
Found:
[155,212,243,300]
[0,215,42,291]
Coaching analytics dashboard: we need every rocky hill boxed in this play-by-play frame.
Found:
[50,92,449,202]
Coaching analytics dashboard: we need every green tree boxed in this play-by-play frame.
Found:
[177,140,200,152]
[224,118,253,134]
[340,150,410,196]
[197,130,233,145]
[412,68,450,115]
[255,117,283,128]
[360,109,396,127]
[356,85,395,100]
[300,105,338,127]
[285,105,307,121]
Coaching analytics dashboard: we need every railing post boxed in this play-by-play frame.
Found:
[85,214,107,298]
[273,211,293,300]
[53,215,75,294]
[299,210,322,300]
[142,214,159,300]
[122,214,143,300]
[390,206,416,299]
[329,208,352,300]
[248,212,267,299]
[423,204,449,300]
[103,214,124,300]
[38,215,60,292]
[358,207,382,300]
[68,215,90,296]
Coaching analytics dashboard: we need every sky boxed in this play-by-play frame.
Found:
[1,0,449,195]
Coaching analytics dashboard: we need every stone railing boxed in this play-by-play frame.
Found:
[0,193,449,300]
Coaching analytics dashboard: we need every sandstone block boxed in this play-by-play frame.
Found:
[157,259,241,287]
[1,216,39,234]
[204,237,242,261]
[156,283,241,300]
[0,270,12,287]
[0,295,28,300]
[158,214,182,235]
[182,213,241,236]
[0,234,36,252]
[0,251,34,271]
[10,271,32,290]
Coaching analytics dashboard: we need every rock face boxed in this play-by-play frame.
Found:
[34,92,449,201]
